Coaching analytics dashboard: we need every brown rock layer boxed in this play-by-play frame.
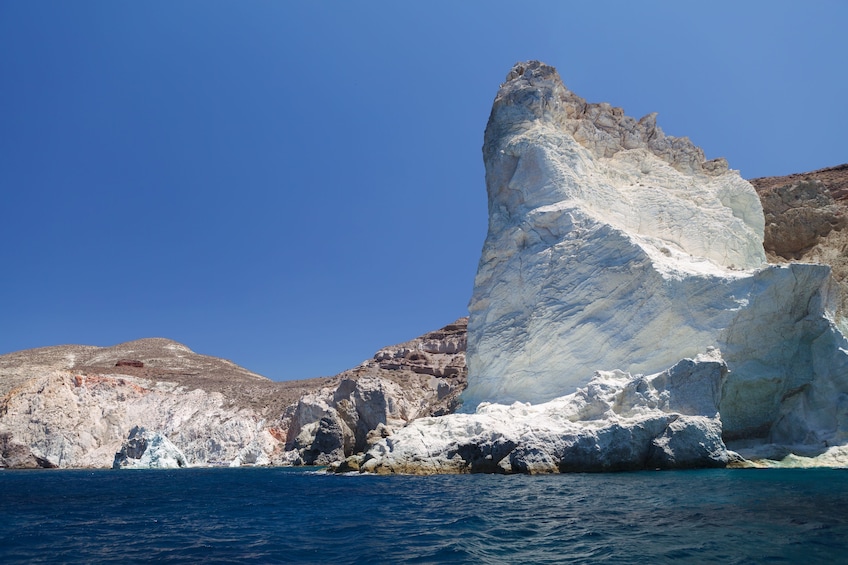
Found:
[751,164,848,323]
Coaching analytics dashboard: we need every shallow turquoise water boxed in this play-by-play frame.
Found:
[1,467,846,563]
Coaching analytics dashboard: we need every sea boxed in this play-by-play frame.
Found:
[1,467,847,564]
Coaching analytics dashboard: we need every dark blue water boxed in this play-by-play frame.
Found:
[1,467,847,564]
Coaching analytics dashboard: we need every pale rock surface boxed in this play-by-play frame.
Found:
[112,425,187,469]
[462,61,848,450]
[0,369,284,468]
[761,446,848,468]
[355,61,848,474]
[0,321,467,469]
[358,353,730,474]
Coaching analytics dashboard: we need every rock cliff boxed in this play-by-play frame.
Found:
[0,320,467,468]
[283,319,466,465]
[751,164,848,328]
[354,61,848,474]
[112,426,188,469]
[360,352,731,474]
[3,60,847,474]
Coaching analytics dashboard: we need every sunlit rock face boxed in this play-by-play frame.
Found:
[0,321,467,469]
[350,61,848,474]
[112,426,188,469]
[462,61,848,446]
[359,352,731,475]
[751,165,848,331]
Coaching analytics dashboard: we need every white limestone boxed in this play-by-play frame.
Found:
[462,61,848,450]
[0,371,281,468]
[360,354,730,474]
[357,61,848,473]
[113,426,188,469]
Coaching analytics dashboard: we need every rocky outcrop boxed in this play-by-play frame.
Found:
[0,320,467,469]
[355,61,848,474]
[0,338,301,468]
[284,319,467,465]
[1,431,57,469]
[351,352,730,474]
[751,164,848,326]
[3,58,845,475]
[112,426,187,469]
[465,61,772,408]
[0,368,287,468]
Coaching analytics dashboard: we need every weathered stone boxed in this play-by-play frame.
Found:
[751,164,848,326]
[112,426,187,469]
[359,61,848,474]
[360,355,731,475]
[283,318,468,465]
[0,319,468,468]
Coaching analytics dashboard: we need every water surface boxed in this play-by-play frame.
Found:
[1,467,846,563]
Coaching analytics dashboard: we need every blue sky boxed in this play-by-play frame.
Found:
[1,2,846,380]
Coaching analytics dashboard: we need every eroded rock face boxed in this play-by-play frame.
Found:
[0,431,56,469]
[284,319,468,465]
[0,369,285,468]
[113,426,187,469]
[757,180,845,259]
[462,61,848,442]
[464,61,775,409]
[0,321,467,469]
[355,61,848,474]
[751,164,848,327]
[356,353,730,474]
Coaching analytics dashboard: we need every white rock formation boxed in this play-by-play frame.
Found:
[359,352,730,474]
[462,61,848,444]
[112,426,188,469]
[356,61,848,473]
[0,370,283,468]
[285,319,468,465]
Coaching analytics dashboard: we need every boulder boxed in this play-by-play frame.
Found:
[112,426,187,469]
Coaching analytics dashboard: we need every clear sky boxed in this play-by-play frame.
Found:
[1,2,846,380]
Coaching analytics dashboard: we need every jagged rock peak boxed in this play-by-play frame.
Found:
[486,60,728,175]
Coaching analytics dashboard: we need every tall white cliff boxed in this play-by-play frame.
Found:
[463,61,848,446]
